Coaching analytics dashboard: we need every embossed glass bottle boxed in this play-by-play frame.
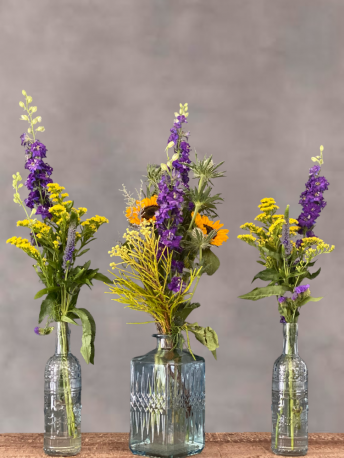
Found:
[44,322,82,456]
[129,334,205,457]
[271,323,308,456]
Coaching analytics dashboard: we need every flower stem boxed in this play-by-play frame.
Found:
[60,323,77,438]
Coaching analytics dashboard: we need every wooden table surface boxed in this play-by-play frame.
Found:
[0,433,343,457]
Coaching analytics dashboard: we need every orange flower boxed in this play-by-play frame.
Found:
[126,196,159,225]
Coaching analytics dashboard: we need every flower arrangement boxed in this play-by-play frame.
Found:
[107,104,228,358]
[237,147,335,453]
[237,146,334,322]
[6,91,111,437]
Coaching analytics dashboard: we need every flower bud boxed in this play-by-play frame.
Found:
[161,163,168,171]
[22,90,27,96]
[320,145,324,152]
[171,153,180,162]
[19,101,25,107]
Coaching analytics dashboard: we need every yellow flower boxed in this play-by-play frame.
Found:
[53,240,59,249]
[47,183,65,194]
[75,232,81,239]
[62,200,73,206]
[240,222,266,238]
[237,234,257,246]
[81,215,109,231]
[255,213,269,224]
[77,207,87,217]
[50,204,67,215]
[61,193,69,198]
[258,198,279,213]
[6,236,40,260]
[126,196,159,225]
[194,213,229,246]
[17,219,30,227]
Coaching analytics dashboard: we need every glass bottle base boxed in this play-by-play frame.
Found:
[43,436,81,456]
[271,436,308,456]
[130,441,204,457]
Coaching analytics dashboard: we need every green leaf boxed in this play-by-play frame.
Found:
[61,315,79,326]
[238,285,290,301]
[83,260,91,271]
[92,272,113,284]
[304,268,321,280]
[298,296,323,308]
[261,247,281,261]
[174,302,200,325]
[38,292,57,323]
[201,249,220,276]
[75,248,90,258]
[188,324,219,359]
[73,268,85,280]
[256,261,265,265]
[73,308,96,364]
[252,269,281,283]
[34,286,59,299]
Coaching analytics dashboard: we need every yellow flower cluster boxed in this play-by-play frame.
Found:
[81,215,109,233]
[6,236,40,260]
[237,234,257,246]
[258,198,279,213]
[239,223,266,238]
[304,242,335,263]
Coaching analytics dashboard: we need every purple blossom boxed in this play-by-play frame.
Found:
[292,284,310,301]
[34,326,41,335]
[280,316,287,324]
[20,133,30,146]
[278,296,286,303]
[168,276,185,293]
[156,112,191,270]
[62,221,77,270]
[172,259,184,274]
[20,135,53,219]
[297,164,329,238]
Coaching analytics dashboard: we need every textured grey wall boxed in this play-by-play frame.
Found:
[0,0,343,434]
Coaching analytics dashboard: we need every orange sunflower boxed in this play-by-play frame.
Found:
[193,213,229,247]
[126,195,159,225]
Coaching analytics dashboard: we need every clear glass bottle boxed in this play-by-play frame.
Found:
[129,334,205,457]
[44,322,82,456]
[271,323,308,456]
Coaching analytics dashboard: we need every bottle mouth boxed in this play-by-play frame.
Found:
[152,334,173,338]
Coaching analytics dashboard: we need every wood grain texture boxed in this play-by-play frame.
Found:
[0,433,343,457]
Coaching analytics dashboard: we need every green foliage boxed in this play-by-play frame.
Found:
[239,285,291,301]
[201,249,220,276]
[73,308,96,365]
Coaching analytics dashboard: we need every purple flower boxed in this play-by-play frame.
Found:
[36,205,52,219]
[278,296,286,303]
[172,259,184,274]
[20,136,53,219]
[34,326,41,335]
[297,163,329,238]
[280,316,287,324]
[292,284,310,301]
[20,133,30,146]
[62,221,77,270]
[309,164,321,176]
[168,276,185,293]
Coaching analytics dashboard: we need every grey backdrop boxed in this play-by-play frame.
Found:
[0,0,343,434]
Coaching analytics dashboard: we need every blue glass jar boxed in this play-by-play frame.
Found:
[271,323,308,456]
[129,334,205,457]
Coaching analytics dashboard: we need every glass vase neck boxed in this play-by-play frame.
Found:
[153,334,181,351]
[55,321,70,355]
[282,323,298,355]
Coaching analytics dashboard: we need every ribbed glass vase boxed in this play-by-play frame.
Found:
[271,323,308,456]
[129,334,205,457]
[44,322,82,456]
